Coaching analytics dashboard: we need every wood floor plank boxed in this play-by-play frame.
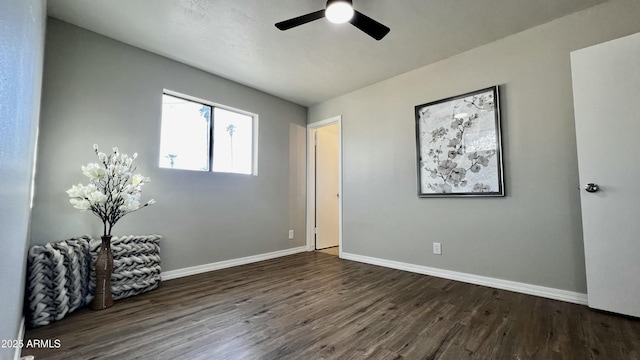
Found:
[22,252,640,359]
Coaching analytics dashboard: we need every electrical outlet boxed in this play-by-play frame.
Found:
[288,230,294,239]
[433,242,442,255]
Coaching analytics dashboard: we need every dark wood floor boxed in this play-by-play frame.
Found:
[23,252,640,360]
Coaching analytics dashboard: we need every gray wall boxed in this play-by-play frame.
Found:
[308,0,640,293]
[31,19,307,272]
[0,0,46,358]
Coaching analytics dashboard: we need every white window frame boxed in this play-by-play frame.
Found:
[161,89,259,175]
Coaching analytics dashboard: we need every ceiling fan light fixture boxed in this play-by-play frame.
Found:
[325,0,354,24]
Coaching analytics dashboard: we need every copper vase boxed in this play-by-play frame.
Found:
[91,235,114,310]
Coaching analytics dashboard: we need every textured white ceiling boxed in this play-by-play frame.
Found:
[47,0,607,106]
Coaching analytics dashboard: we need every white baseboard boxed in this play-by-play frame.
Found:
[341,252,588,305]
[161,246,307,281]
[14,317,25,360]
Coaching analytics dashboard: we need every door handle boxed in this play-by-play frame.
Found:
[585,183,599,193]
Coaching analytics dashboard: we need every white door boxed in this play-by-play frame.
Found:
[571,32,640,317]
[315,125,339,250]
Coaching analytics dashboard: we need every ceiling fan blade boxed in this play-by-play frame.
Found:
[349,10,390,40]
[275,9,326,31]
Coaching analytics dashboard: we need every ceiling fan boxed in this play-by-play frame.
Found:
[275,0,390,41]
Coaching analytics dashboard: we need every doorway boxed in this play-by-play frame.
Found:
[306,116,342,257]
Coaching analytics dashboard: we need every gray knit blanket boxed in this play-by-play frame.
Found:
[26,234,162,327]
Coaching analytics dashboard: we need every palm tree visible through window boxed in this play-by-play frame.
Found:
[226,124,236,166]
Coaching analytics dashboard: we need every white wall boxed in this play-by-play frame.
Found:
[308,0,640,293]
[31,19,307,272]
[0,0,46,358]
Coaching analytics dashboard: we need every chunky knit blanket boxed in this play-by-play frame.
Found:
[26,234,162,327]
[89,234,162,301]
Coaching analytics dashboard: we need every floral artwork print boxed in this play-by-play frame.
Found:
[415,86,504,197]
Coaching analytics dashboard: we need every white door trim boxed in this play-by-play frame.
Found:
[306,116,343,257]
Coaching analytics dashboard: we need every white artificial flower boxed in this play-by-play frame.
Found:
[70,198,91,210]
[112,165,121,175]
[83,183,98,194]
[87,190,108,204]
[93,144,99,151]
[119,194,140,211]
[97,152,107,162]
[66,184,85,198]
[131,174,145,186]
[129,200,140,211]
[82,163,105,179]
[147,199,156,205]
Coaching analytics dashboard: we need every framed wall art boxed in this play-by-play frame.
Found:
[415,86,504,197]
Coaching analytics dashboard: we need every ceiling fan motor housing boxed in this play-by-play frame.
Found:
[326,0,353,6]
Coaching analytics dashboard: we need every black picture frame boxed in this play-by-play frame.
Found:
[415,86,504,197]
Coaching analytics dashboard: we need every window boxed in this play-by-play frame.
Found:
[159,92,257,175]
